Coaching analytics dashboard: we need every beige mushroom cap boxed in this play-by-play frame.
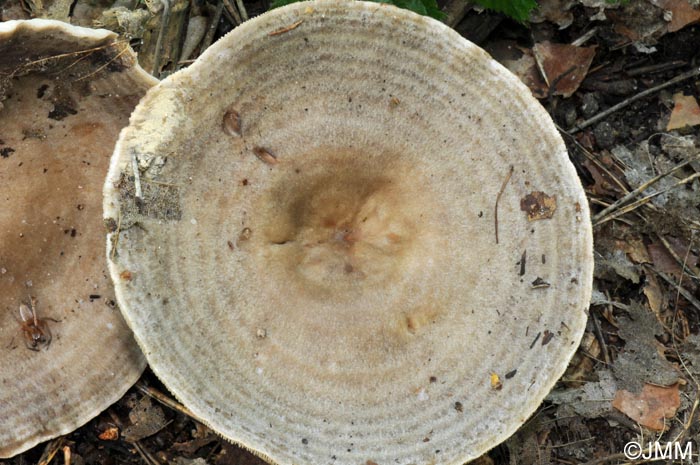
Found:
[104,2,593,464]
[0,20,155,458]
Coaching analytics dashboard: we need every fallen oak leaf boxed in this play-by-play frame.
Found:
[611,383,680,431]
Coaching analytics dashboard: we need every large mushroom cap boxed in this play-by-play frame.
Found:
[105,2,593,464]
[0,20,156,457]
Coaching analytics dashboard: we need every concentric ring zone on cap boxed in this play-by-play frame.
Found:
[104,2,593,464]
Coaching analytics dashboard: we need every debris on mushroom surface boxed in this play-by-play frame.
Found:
[17,296,53,351]
[104,2,593,464]
[0,20,156,458]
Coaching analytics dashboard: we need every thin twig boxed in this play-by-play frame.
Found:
[234,0,248,21]
[550,437,596,449]
[587,199,640,225]
[132,441,160,465]
[37,438,65,465]
[594,193,657,226]
[667,227,700,456]
[220,5,237,26]
[52,51,92,75]
[590,308,610,364]
[222,0,242,24]
[569,66,700,133]
[672,393,700,448]
[135,381,200,421]
[75,45,130,82]
[14,40,130,73]
[604,290,619,328]
[626,60,687,77]
[592,298,630,311]
[494,165,514,244]
[201,0,224,52]
[595,172,700,226]
[571,27,598,47]
[588,198,611,207]
[647,265,700,316]
[579,349,608,365]
[532,42,550,88]
[556,124,630,194]
[592,158,698,223]
[658,233,700,281]
[546,66,576,101]
[152,0,172,76]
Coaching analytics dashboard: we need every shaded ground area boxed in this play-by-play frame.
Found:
[3,0,700,464]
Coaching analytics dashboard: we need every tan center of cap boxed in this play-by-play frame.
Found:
[256,147,438,296]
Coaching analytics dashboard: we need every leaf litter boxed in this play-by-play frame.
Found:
[612,301,680,392]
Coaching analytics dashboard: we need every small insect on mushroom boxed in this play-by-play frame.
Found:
[18,297,52,351]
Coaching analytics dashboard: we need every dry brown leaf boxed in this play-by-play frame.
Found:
[647,238,699,288]
[576,130,596,151]
[659,0,700,32]
[617,237,651,264]
[667,93,700,131]
[563,332,600,387]
[490,41,596,99]
[122,396,168,442]
[612,383,680,431]
[532,41,597,98]
[582,159,623,197]
[643,272,665,315]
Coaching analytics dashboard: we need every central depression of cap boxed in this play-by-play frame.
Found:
[104,2,593,464]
